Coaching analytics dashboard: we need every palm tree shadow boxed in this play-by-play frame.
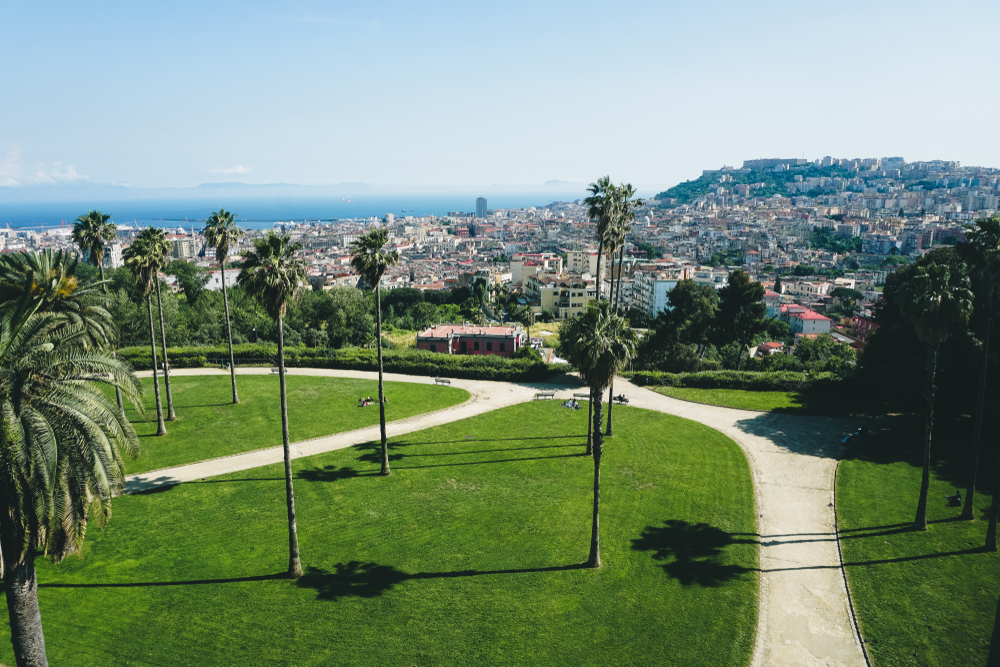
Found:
[297,561,587,601]
[631,520,758,586]
[297,466,382,483]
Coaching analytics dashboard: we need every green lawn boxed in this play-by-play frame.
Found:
[6,402,759,667]
[837,418,1000,666]
[650,386,859,416]
[117,375,469,474]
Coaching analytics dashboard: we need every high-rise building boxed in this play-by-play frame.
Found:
[476,197,487,219]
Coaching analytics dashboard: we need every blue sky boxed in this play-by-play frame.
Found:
[2,0,999,193]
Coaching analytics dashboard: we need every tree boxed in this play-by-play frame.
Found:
[605,182,643,437]
[711,270,769,370]
[0,251,140,667]
[122,231,168,436]
[559,302,638,568]
[140,228,177,421]
[897,264,974,531]
[238,232,307,578]
[204,209,246,404]
[164,260,209,304]
[957,217,1000,538]
[773,273,782,294]
[638,280,719,371]
[350,228,400,476]
[72,210,126,417]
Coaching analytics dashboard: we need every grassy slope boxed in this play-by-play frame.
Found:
[837,418,1000,666]
[8,403,758,667]
[119,375,469,474]
[650,386,859,416]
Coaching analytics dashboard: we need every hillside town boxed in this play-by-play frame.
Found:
[7,155,998,357]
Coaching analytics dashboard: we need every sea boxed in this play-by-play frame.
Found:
[0,193,585,231]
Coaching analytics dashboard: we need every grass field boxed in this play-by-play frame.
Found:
[5,402,759,667]
[837,417,1000,666]
[650,386,860,416]
[117,375,469,474]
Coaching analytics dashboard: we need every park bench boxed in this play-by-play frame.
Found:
[573,393,590,401]
[534,391,555,400]
[270,367,281,374]
[612,395,629,405]
[434,377,451,385]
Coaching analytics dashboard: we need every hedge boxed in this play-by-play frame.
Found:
[117,344,570,383]
[628,369,833,392]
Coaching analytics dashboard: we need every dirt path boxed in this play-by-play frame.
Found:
[621,379,867,667]
[126,367,867,666]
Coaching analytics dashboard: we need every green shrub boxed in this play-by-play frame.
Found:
[630,369,830,392]
[117,344,569,383]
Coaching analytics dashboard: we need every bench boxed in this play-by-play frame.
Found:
[534,391,555,400]
[612,395,629,405]
[270,367,280,374]
[434,378,451,385]
[573,393,590,401]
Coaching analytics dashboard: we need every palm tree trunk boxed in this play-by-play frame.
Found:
[962,283,993,520]
[586,391,604,568]
[277,315,303,578]
[988,591,1000,666]
[914,344,937,531]
[986,432,1000,550]
[153,279,176,421]
[615,249,626,311]
[145,296,167,436]
[586,386,594,456]
[376,284,390,476]
[1,542,48,667]
[221,266,239,404]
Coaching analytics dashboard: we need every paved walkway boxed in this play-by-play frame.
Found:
[126,367,867,667]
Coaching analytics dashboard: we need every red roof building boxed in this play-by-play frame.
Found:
[416,324,527,358]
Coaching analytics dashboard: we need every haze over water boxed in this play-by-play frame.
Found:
[0,192,587,231]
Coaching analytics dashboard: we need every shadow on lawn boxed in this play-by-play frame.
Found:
[631,520,758,586]
[351,438,587,469]
[39,573,286,588]
[297,561,585,601]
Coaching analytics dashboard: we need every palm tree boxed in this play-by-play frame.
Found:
[559,301,638,567]
[204,208,246,404]
[123,231,168,436]
[0,251,140,667]
[350,228,400,477]
[143,228,177,421]
[238,232,307,578]
[72,210,126,416]
[897,264,974,531]
[957,217,1000,523]
[605,183,643,437]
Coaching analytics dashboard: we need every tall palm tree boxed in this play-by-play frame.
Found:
[897,264,974,531]
[123,231,168,436]
[350,228,400,477]
[204,208,246,404]
[605,183,643,437]
[0,251,140,667]
[583,176,617,452]
[143,228,177,421]
[238,232,306,578]
[957,217,1000,523]
[72,210,126,416]
[559,301,638,567]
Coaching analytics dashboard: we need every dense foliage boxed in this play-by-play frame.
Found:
[655,163,856,204]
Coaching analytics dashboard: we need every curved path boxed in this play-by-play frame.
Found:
[126,367,867,667]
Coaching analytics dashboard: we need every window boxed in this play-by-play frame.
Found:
[499,342,506,351]
[430,344,437,352]
[474,341,480,351]
[487,342,493,351]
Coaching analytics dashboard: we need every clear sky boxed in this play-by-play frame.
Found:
[2,0,999,193]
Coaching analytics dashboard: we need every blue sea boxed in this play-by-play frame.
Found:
[0,193,584,231]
